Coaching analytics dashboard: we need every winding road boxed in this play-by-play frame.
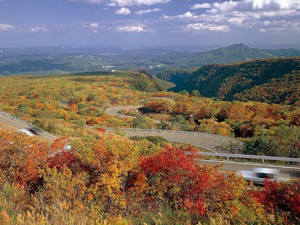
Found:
[104,105,300,178]
[1,109,299,179]
[105,128,237,153]
[105,105,241,153]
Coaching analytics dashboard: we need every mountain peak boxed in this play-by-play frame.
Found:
[225,43,251,52]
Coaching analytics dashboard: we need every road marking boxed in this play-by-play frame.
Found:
[0,120,17,130]
[0,114,30,128]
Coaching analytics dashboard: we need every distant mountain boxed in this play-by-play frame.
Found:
[1,44,300,76]
[169,57,300,105]
[172,44,300,68]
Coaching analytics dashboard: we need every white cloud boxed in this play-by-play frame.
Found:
[0,24,14,31]
[70,0,170,6]
[184,23,230,32]
[30,27,48,32]
[88,22,100,33]
[69,0,103,3]
[259,20,300,31]
[191,3,210,9]
[213,1,238,12]
[213,0,300,12]
[246,0,299,10]
[107,2,117,6]
[162,0,300,32]
[115,7,131,15]
[178,12,197,19]
[90,22,99,28]
[112,0,170,6]
[162,11,198,20]
[259,28,266,32]
[135,8,160,15]
[228,17,244,26]
[116,25,154,32]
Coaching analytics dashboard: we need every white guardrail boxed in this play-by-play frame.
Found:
[0,111,33,127]
[0,111,57,139]
[105,127,300,164]
[1,111,299,164]
[198,152,300,163]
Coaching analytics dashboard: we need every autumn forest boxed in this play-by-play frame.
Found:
[0,64,300,224]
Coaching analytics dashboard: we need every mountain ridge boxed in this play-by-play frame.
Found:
[168,56,300,105]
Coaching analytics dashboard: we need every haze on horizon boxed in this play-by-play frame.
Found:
[0,0,299,48]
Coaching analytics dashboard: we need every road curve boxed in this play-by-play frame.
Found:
[105,128,242,153]
[105,106,141,119]
[105,105,242,153]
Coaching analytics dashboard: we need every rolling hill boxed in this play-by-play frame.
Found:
[169,57,300,105]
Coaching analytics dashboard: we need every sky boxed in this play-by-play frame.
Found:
[0,0,300,48]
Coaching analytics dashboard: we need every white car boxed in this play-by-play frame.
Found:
[238,167,290,185]
[17,129,34,136]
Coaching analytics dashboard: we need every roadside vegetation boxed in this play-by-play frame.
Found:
[0,128,299,224]
[0,69,300,224]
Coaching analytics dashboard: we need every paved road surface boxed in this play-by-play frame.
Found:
[105,106,141,119]
[203,160,300,173]
[202,160,300,181]
[116,129,234,153]
[0,113,57,141]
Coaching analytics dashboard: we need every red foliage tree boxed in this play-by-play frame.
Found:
[139,146,223,216]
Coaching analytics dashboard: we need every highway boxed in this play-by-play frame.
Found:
[203,160,300,178]
[0,112,57,141]
[1,110,299,180]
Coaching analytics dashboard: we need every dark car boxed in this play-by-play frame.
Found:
[28,127,42,135]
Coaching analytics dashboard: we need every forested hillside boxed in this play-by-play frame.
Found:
[169,57,300,105]
[0,71,161,136]
[155,68,197,84]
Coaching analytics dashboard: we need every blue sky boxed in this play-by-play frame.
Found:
[0,0,299,48]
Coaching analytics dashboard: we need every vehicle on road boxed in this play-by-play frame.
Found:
[237,167,290,185]
[28,127,42,135]
[17,129,34,136]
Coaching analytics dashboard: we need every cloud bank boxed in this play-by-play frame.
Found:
[70,0,170,6]
[165,0,300,32]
